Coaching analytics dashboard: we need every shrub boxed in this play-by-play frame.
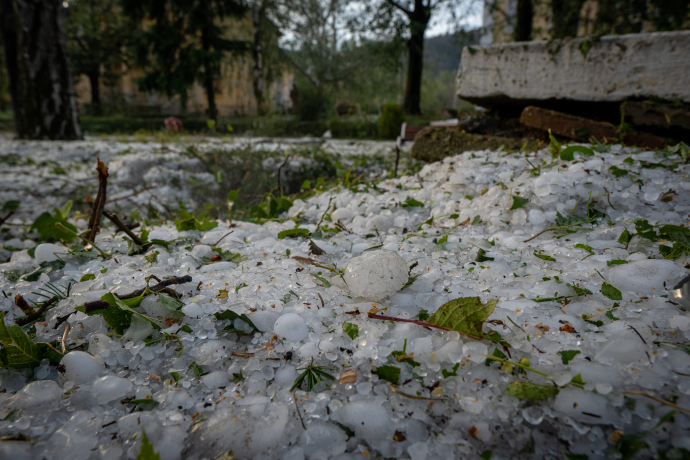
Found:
[377,103,405,139]
[328,117,343,137]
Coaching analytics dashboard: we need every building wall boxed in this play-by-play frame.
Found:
[75,15,293,117]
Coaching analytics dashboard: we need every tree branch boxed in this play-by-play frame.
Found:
[387,0,413,16]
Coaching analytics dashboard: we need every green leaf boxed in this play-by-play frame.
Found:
[0,312,43,369]
[476,248,494,262]
[374,365,400,385]
[311,274,331,287]
[567,283,592,296]
[189,361,209,377]
[558,350,581,365]
[277,228,311,239]
[471,215,482,225]
[126,399,160,411]
[510,196,529,210]
[400,197,424,207]
[534,250,556,262]
[2,200,20,212]
[601,282,623,301]
[80,273,96,282]
[518,433,536,454]
[157,294,184,314]
[655,342,690,355]
[414,310,430,321]
[574,244,594,255]
[659,225,690,247]
[608,166,631,177]
[342,322,359,340]
[144,251,159,265]
[442,362,460,378]
[560,145,594,161]
[617,229,632,245]
[485,347,506,367]
[30,208,76,242]
[449,213,459,219]
[214,310,259,334]
[504,381,559,401]
[436,234,448,246]
[21,259,66,282]
[480,451,493,460]
[85,292,160,336]
[136,430,161,460]
[403,275,419,289]
[617,411,677,460]
[426,297,498,339]
[2,408,21,421]
[607,259,628,267]
[571,373,586,387]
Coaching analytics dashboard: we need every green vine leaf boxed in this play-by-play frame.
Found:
[426,297,498,339]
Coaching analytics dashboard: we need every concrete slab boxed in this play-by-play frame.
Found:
[457,31,690,109]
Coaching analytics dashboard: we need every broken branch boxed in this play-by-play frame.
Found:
[82,275,192,313]
[86,158,109,242]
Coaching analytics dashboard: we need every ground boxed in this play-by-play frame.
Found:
[0,135,689,460]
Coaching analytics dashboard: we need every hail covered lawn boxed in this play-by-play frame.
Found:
[1,137,689,460]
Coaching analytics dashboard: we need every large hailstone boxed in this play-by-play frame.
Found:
[344,250,408,301]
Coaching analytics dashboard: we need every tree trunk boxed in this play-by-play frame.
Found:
[0,0,19,122]
[403,3,429,115]
[1,0,82,139]
[514,0,533,41]
[88,68,101,116]
[201,28,217,122]
[251,1,267,116]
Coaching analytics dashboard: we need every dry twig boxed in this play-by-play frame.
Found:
[87,158,109,242]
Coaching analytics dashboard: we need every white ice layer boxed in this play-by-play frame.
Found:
[0,138,689,460]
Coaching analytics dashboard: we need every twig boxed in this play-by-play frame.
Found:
[459,217,470,226]
[103,211,147,247]
[523,215,598,242]
[277,155,290,197]
[367,313,483,341]
[308,240,326,255]
[14,294,35,315]
[293,391,307,430]
[55,223,108,258]
[625,391,690,414]
[86,158,109,242]
[230,351,254,358]
[317,292,324,309]
[315,197,334,232]
[82,275,192,313]
[483,354,549,377]
[604,187,616,210]
[0,209,15,227]
[15,296,58,326]
[393,146,400,178]
[214,231,234,246]
[61,322,71,354]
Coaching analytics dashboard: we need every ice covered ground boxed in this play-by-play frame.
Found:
[1,136,690,460]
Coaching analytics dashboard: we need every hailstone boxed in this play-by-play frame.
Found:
[344,249,408,301]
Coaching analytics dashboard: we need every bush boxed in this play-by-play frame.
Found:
[296,85,328,122]
[377,103,405,139]
[328,117,343,137]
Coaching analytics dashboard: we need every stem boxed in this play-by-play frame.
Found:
[523,215,598,242]
[103,211,147,247]
[312,262,343,275]
[483,354,549,377]
[367,313,484,341]
[315,197,334,232]
[55,223,108,257]
[625,391,690,414]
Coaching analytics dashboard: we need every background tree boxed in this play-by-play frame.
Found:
[122,0,248,120]
[0,0,82,139]
[65,0,131,116]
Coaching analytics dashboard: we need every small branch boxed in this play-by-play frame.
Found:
[315,197,334,232]
[82,275,192,313]
[367,313,483,341]
[276,155,290,197]
[483,354,549,377]
[393,146,400,178]
[87,158,109,242]
[0,209,15,227]
[103,211,147,247]
[56,223,108,258]
[105,186,155,205]
[523,216,598,242]
[604,187,616,210]
[293,391,307,430]
[625,391,690,414]
[15,296,58,326]
[14,294,35,315]
[214,231,234,246]
[61,322,71,354]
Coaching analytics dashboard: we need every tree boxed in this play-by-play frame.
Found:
[65,0,131,116]
[122,0,247,120]
[0,0,82,139]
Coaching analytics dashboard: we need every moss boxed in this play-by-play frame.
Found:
[411,127,540,163]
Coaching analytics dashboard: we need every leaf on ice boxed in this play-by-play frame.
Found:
[400,197,424,208]
[510,196,529,210]
[567,283,592,296]
[277,228,311,239]
[601,282,623,301]
[504,381,559,401]
[426,297,498,339]
[214,310,259,334]
[558,349,581,365]
[607,259,628,267]
[533,250,556,262]
[0,311,43,369]
[574,244,594,255]
[80,292,160,336]
[560,145,594,161]
[157,293,184,314]
[342,322,359,340]
[21,260,66,282]
[310,274,331,287]
[374,365,400,385]
[136,429,161,460]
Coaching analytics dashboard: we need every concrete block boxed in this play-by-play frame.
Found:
[457,31,690,108]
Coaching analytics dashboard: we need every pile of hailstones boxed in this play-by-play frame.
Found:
[0,143,689,460]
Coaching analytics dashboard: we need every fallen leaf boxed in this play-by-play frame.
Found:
[535,323,550,333]
[338,369,357,384]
